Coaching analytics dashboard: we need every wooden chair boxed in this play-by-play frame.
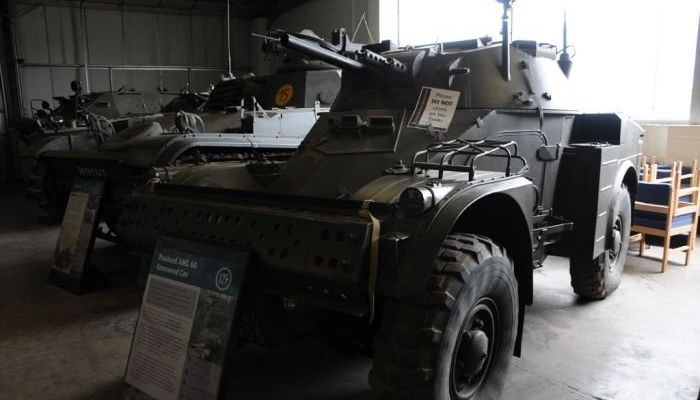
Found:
[640,155,656,182]
[642,159,697,184]
[631,162,700,272]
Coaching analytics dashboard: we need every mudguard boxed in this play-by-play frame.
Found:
[396,176,535,300]
[555,146,639,262]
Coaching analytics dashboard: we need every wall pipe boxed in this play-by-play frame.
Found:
[10,17,24,117]
[226,0,232,78]
[80,2,90,93]
[21,62,227,71]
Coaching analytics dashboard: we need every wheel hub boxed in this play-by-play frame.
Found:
[609,215,623,265]
[459,327,489,376]
[451,300,498,399]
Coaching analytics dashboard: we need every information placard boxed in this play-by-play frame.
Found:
[408,86,461,132]
[124,236,248,400]
[49,177,105,293]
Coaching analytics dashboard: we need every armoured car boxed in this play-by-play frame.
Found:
[115,4,642,398]
[15,87,190,181]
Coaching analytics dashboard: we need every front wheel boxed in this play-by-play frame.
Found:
[370,234,518,400]
[570,184,632,299]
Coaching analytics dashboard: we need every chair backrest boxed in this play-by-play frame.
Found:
[634,163,689,229]
[636,162,682,211]
[637,181,672,206]
[640,159,698,186]
[638,161,700,210]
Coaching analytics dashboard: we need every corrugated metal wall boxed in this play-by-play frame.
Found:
[250,0,379,76]
[16,4,252,116]
[272,0,379,44]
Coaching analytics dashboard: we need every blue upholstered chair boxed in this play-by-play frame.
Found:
[632,162,699,272]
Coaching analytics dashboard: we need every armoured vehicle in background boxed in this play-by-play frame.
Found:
[26,81,192,132]
[116,4,642,398]
[30,57,341,235]
[16,86,199,180]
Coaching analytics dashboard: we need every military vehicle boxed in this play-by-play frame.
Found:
[30,57,341,235]
[116,3,642,398]
[26,80,189,132]
[16,86,197,181]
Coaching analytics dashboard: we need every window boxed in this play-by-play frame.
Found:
[380,0,700,122]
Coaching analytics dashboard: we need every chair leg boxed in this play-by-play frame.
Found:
[661,234,671,273]
[639,234,645,257]
[689,228,698,250]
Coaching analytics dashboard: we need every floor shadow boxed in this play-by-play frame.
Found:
[223,340,373,400]
[91,241,144,288]
[76,378,129,400]
[0,253,141,338]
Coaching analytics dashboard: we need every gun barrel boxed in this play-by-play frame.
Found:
[279,33,367,73]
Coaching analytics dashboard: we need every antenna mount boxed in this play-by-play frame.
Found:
[497,0,514,81]
[558,10,573,78]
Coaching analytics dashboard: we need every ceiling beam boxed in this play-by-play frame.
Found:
[15,0,311,20]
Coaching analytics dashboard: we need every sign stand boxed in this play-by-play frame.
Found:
[124,236,249,400]
[48,259,108,294]
[48,177,108,294]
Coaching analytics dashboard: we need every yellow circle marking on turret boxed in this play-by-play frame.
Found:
[274,84,294,107]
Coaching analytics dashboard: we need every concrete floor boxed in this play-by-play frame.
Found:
[1,182,699,400]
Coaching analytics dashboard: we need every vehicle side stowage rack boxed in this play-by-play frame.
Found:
[411,139,529,180]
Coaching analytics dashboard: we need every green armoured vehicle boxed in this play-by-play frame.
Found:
[115,4,642,399]
[15,86,191,181]
[30,57,341,235]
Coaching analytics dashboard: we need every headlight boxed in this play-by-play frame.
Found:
[399,187,434,216]
[399,183,454,216]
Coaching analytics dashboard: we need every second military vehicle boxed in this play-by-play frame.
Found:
[15,85,190,181]
[28,50,342,232]
[116,3,642,398]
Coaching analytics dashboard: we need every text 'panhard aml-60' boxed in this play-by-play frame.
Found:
[115,1,642,398]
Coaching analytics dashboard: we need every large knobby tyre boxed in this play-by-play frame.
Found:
[570,184,631,300]
[370,234,518,400]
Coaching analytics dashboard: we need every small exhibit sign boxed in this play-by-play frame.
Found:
[408,86,461,132]
[124,236,248,400]
[49,177,104,293]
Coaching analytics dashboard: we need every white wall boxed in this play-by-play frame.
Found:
[641,124,700,165]
[16,4,252,115]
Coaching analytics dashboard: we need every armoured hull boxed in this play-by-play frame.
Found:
[112,22,645,399]
[116,36,642,319]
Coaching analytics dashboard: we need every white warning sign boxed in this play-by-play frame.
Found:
[408,87,461,132]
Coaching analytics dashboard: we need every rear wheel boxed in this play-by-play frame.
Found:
[370,234,518,400]
[570,184,631,299]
